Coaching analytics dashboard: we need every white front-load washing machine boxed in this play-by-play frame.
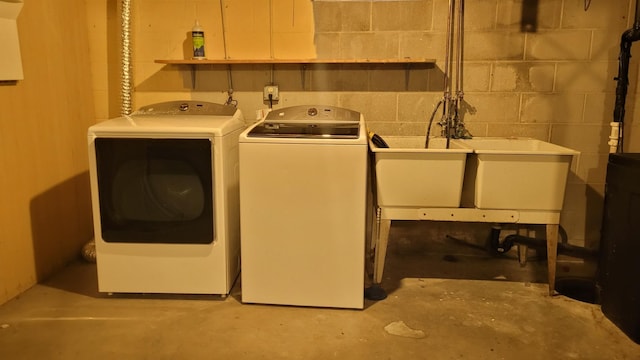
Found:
[239,105,368,309]
[88,101,244,295]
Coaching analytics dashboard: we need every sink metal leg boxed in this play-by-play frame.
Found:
[517,244,528,265]
[374,218,391,285]
[365,204,378,277]
[546,224,559,296]
[517,228,528,266]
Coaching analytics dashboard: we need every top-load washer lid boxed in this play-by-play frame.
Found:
[135,100,237,116]
[248,105,361,139]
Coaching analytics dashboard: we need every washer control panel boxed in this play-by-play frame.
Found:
[265,105,360,124]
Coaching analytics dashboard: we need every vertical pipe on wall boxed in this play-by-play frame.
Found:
[120,0,132,116]
[438,0,471,144]
[440,0,455,143]
[612,0,640,153]
[453,0,467,139]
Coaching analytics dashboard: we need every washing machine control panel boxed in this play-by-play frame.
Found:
[265,105,360,123]
[248,122,360,139]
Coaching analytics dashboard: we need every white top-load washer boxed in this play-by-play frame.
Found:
[88,101,244,295]
[239,105,368,309]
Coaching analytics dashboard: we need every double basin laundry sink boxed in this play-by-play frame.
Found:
[369,136,579,211]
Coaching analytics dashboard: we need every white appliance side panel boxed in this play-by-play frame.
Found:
[240,142,367,309]
[218,128,243,289]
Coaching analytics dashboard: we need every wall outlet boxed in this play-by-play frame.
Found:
[263,85,279,101]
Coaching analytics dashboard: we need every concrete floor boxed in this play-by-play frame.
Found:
[1,221,639,359]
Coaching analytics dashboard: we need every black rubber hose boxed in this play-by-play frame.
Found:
[424,100,444,148]
[370,133,389,148]
[488,226,502,256]
[497,234,598,260]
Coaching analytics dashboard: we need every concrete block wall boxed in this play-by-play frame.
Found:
[87,0,640,248]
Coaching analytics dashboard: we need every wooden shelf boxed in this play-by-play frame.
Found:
[154,58,435,90]
[154,58,436,65]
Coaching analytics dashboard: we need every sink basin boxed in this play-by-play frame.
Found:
[456,137,579,211]
[369,136,471,207]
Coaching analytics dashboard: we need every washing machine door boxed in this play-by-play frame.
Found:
[94,138,215,244]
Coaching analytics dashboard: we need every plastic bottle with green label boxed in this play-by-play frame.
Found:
[192,20,205,60]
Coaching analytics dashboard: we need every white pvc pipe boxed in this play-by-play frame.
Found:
[609,122,621,153]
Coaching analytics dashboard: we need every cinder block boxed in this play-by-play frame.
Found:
[137,62,192,90]
[527,63,556,91]
[623,124,640,152]
[193,66,231,92]
[465,32,525,60]
[496,0,562,30]
[339,33,400,59]
[574,153,608,184]
[526,31,591,61]
[365,122,429,136]
[135,91,201,108]
[561,0,628,31]
[555,62,613,92]
[372,0,432,31]
[591,30,626,61]
[314,33,340,59]
[463,122,488,137]
[491,63,554,92]
[462,93,520,122]
[520,93,585,124]
[486,123,550,139]
[463,63,491,92]
[562,184,589,212]
[558,210,583,246]
[409,67,433,92]
[309,64,369,91]
[550,123,608,153]
[397,92,442,123]
[465,0,498,31]
[278,91,339,108]
[271,65,307,92]
[370,65,431,92]
[399,32,447,60]
[560,183,604,248]
[339,92,398,123]
[427,62,446,91]
[583,93,613,125]
[312,1,370,32]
